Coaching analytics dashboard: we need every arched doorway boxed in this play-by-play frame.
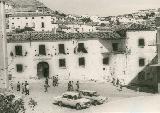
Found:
[37,62,49,78]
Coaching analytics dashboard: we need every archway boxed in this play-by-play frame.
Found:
[37,62,49,78]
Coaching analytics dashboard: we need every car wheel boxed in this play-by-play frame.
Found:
[76,103,81,110]
[58,101,62,106]
[93,100,98,105]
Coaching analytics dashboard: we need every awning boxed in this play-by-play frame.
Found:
[150,64,160,67]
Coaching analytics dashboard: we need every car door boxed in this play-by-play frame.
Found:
[61,94,69,105]
[66,95,74,106]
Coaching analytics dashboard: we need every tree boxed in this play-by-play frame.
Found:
[0,94,25,113]
[15,27,34,33]
[81,17,92,23]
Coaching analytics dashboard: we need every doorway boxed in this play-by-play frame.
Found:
[37,62,49,78]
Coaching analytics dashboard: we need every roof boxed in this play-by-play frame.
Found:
[111,23,155,31]
[63,92,79,96]
[9,12,52,17]
[7,31,124,43]
[79,90,97,93]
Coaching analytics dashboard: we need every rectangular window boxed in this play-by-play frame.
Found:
[15,45,22,56]
[139,58,145,66]
[39,45,46,55]
[41,22,45,28]
[103,57,109,65]
[58,44,65,54]
[77,43,87,53]
[138,39,145,47]
[59,59,66,67]
[112,43,118,51]
[16,64,23,72]
[79,57,85,66]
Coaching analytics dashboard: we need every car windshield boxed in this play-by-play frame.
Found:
[92,92,99,96]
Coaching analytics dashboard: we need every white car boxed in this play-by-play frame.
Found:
[79,90,108,105]
[53,92,91,110]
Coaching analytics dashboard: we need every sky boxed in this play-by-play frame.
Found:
[40,0,160,16]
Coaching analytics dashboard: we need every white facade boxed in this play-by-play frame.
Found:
[7,30,157,85]
[8,13,58,32]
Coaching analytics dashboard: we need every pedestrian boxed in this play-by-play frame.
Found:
[17,81,20,92]
[71,81,74,91]
[55,75,59,86]
[76,81,79,91]
[26,83,30,95]
[45,78,49,86]
[44,83,48,92]
[67,81,71,91]
[116,78,119,87]
[22,83,25,94]
[24,81,28,95]
[52,76,55,86]
[10,82,13,91]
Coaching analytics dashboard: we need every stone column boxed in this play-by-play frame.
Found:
[0,0,8,89]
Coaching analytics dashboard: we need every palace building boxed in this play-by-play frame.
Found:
[7,23,158,90]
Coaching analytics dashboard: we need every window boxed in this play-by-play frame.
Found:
[138,71,145,81]
[25,23,28,27]
[39,45,46,55]
[138,39,145,47]
[103,57,109,65]
[41,22,45,28]
[15,45,22,56]
[79,57,85,66]
[16,64,23,72]
[139,58,145,66]
[32,22,35,28]
[112,43,118,51]
[32,17,34,19]
[59,59,66,67]
[77,43,87,53]
[41,17,44,19]
[25,17,28,19]
[58,44,65,54]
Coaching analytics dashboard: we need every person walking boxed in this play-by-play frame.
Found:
[67,81,71,91]
[17,81,21,92]
[22,83,25,94]
[71,81,74,91]
[44,83,48,92]
[26,83,30,95]
[76,81,80,91]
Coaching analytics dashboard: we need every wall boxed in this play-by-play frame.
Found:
[7,38,125,82]
[8,15,58,32]
[125,30,157,86]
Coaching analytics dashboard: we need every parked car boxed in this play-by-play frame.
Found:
[53,92,91,110]
[79,90,108,105]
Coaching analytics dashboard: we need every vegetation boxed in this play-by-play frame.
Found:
[81,17,92,23]
[15,27,34,33]
[0,93,25,113]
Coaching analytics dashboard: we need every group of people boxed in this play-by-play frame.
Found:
[52,75,59,87]
[44,75,59,92]
[17,81,30,95]
[111,77,123,91]
[67,81,79,91]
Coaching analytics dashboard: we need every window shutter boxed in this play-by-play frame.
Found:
[15,46,22,56]
[39,45,46,55]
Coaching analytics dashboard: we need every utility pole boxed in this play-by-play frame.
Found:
[0,0,8,89]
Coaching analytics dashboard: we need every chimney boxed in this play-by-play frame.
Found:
[0,0,8,89]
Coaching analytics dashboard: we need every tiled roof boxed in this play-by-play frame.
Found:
[111,23,155,31]
[7,31,124,43]
[9,12,52,17]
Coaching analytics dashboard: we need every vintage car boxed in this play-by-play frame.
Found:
[79,90,108,105]
[53,92,91,110]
